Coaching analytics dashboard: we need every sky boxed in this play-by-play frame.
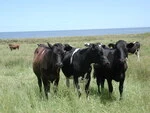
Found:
[0,0,150,32]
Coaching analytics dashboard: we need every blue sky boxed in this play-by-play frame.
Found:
[0,0,150,32]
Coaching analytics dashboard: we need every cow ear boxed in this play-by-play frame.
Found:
[47,42,52,49]
[84,43,91,47]
[127,43,134,49]
[37,44,43,47]
[108,43,115,48]
[64,44,73,51]
[102,45,106,48]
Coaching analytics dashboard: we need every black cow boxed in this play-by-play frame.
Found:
[108,41,141,61]
[127,41,140,60]
[33,43,66,99]
[62,43,109,98]
[93,40,134,100]
[62,44,93,88]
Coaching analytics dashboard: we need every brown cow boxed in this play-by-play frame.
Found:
[33,43,66,99]
[8,44,20,51]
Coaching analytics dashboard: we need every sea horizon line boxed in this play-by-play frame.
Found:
[0,26,150,33]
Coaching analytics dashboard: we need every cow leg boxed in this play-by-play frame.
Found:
[85,66,92,98]
[54,78,59,93]
[66,77,70,87]
[97,77,105,94]
[96,77,101,94]
[94,68,101,94]
[37,76,42,92]
[43,79,50,99]
[74,76,81,98]
[137,51,140,61]
[41,70,50,99]
[119,79,125,100]
[85,73,91,99]
[42,79,49,99]
[101,78,105,93]
[107,79,113,97]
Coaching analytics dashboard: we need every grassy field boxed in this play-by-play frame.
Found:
[0,33,150,113]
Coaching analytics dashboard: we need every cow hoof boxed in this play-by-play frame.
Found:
[119,97,123,100]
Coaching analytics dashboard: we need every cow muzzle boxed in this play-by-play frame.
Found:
[56,62,63,68]
[105,61,110,66]
[103,56,110,66]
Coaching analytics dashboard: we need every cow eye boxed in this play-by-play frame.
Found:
[100,51,103,55]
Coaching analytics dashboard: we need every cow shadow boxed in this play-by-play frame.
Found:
[90,87,117,104]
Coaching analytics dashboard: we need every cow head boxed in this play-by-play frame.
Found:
[48,42,65,68]
[127,41,140,54]
[115,40,129,64]
[85,43,110,65]
[64,44,74,51]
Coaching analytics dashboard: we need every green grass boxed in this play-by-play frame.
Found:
[0,33,150,113]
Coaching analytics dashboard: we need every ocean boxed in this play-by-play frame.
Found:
[0,27,150,39]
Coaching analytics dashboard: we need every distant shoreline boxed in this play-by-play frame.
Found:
[1,27,150,33]
[0,27,150,39]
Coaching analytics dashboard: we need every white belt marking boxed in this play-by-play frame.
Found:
[70,48,79,64]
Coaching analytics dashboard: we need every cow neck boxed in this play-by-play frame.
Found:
[105,48,116,64]
[47,49,56,68]
[70,48,80,64]
[80,48,94,64]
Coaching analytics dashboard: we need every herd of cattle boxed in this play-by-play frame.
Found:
[31,40,140,100]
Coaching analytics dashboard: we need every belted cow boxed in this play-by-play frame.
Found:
[62,43,109,98]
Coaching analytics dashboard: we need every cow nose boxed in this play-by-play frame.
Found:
[56,62,63,68]
[104,61,110,67]
[106,61,110,65]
